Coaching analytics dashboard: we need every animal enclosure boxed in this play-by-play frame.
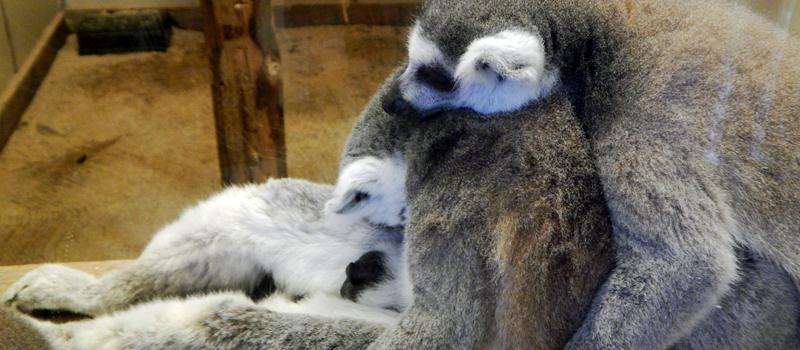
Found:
[0,0,796,279]
[0,2,412,267]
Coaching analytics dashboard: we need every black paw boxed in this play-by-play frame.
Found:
[340,251,389,302]
[246,272,277,302]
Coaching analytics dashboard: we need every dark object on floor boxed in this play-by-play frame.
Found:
[77,10,172,55]
[0,306,51,350]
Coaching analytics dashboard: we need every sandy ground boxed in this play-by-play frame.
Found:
[0,25,406,265]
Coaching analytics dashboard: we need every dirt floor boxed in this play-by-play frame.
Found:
[0,25,407,265]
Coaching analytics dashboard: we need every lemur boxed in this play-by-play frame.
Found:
[377,0,800,348]
[336,71,800,350]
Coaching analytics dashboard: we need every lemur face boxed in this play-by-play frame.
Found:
[325,156,407,228]
[384,20,558,118]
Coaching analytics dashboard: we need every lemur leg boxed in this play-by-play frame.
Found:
[31,292,387,350]
[3,185,277,316]
[673,248,800,349]
[368,215,497,349]
[2,264,101,316]
[566,134,739,350]
[2,241,270,317]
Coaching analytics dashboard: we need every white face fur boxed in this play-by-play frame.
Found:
[400,25,558,115]
[325,155,407,228]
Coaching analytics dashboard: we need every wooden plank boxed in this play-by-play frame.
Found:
[67,3,420,31]
[201,0,286,185]
[343,3,419,26]
[273,4,345,27]
[0,12,67,154]
[273,3,418,27]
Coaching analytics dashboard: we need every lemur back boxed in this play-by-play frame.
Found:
[370,91,616,349]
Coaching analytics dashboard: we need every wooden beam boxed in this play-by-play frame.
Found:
[273,3,419,27]
[0,12,68,153]
[200,0,286,186]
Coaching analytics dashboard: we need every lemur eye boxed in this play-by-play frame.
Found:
[415,64,456,92]
[354,191,369,203]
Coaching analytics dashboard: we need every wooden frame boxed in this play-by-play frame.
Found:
[274,3,418,27]
[0,3,419,185]
[0,12,68,153]
[201,0,287,185]
[0,0,419,297]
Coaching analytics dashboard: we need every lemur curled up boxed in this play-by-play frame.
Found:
[373,0,800,348]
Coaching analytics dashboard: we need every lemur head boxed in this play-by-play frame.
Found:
[326,70,412,229]
[384,0,558,118]
[325,155,407,228]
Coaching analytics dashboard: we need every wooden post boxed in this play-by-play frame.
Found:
[200,0,287,186]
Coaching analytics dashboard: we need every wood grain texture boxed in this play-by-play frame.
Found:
[201,0,287,185]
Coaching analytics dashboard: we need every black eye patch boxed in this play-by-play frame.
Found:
[415,64,456,92]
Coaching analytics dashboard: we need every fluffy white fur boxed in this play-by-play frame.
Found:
[406,25,445,71]
[398,26,452,112]
[325,155,408,228]
[258,292,400,325]
[454,29,558,113]
[400,25,558,114]
[31,292,398,349]
[3,178,413,349]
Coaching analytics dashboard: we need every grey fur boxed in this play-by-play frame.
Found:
[29,294,384,350]
[380,0,800,348]
[367,87,617,349]
[4,179,406,316]
[2,178,405,349]
[347,73,800,350]
[6,0,800,347]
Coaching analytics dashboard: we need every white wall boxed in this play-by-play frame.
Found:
[4,0,60,66]
[0,3,14,89]
[0,0,60,90]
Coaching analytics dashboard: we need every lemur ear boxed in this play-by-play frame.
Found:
[454,29,547,86]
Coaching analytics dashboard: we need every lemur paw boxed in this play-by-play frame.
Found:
[2,264,97,315]
[341,251,389,302]
[326,156,408,228]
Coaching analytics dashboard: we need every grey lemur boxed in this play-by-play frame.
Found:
[345,77,618,350]
[338,71,800,350]
[379,0,800,348]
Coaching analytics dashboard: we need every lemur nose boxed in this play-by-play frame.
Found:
[382,95,408,116]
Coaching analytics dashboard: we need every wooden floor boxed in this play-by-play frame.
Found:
[0,25,406,266]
